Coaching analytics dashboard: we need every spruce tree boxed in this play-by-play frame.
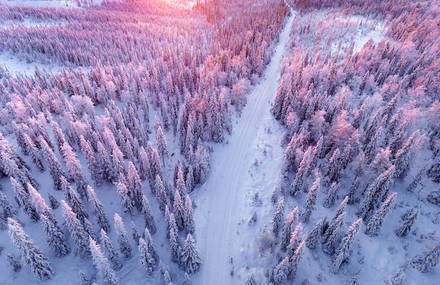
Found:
[287,223,302,258]
[365,193,397,236]
[280,207,298,250]
[168,213,180,262]
[100,229,122,271]
[87,185,110,233]
[89,237,119,285]
[332,218,362,272]
[288,241,304,280]
[131,221,141,245]
[114,213,132,258]
[61,200,90,257]
[40,213,70,257]
[138,237,156,274]
[10,177,39,222]
[116,181,134,215]
[181,233,201,274]
[323,182,339,208]
[272,198,284,236]
[155,175,168,211]
[395,208,418,237]
[184,195,195,233]
[301,177,319,223]
[127,161,143,211]
[306,218,326,250]
[0,190,16,219]
[272,256,288,284]
[322,212,345,255]
[62,177,88,222]
[173,189,185,230]
[8,218,54,280]
[141,195,157,234]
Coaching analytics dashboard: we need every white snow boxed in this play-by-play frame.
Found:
[193,11,296,285]
[0,52,61,76]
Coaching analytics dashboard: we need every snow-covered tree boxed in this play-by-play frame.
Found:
[116,181,134,215]
[87,185,110,233]
[61,200,90,257]
[0,190,16,219]
[306,218,326,250]
[168,213,180,262]
[184,195,195,233]
[365,192,397,236]
[395,208,418,237]
[280,207,299,250]
[138,237,156,274]
[323,182,339,208]
[322,211,345,255]
[140,195,157,234]
[272,197,284,236]
[40,213,70,257]
[10,177,39,222]
[156,124,168,165]
[7,253,22,273]
[287,223,302,258]
[173,189,185,230]
[288,241,304,280]
[127,161,144,211]
[332,218,362,272]
[272,256,288,284]
[62,177,88,222]
[100,229,122,271]
[8,218,54,280]
[301,177,319,223]
[181,233,201,274]
[114,213,132,258]
[89,237,119,285]
[155,175,168,211]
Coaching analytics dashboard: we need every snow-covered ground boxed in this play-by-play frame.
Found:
[193,11,295,285]
[0,52,61,76]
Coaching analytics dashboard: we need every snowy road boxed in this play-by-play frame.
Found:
[194,11,295,285]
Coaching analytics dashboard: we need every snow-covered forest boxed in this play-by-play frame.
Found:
[0,0,439,284]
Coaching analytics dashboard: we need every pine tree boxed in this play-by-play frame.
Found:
[116,181,134,215]
[168,213,180,262]
[176,166,187,198]
[287,223,302,258]
[10,177,39,222]
[48,194,60,210]
[395,208,418,237]
[80,136,102,185]
[0,190,16,219]
[272,198,284,236]
[87,185,110,233]
[306,218,326,250]
[301,177,319,223]
[138,237,156,275]
[323,182,339,208]
[288,241,304,280]
[100,229,122,271]
[347,175,360,204]
[40,136,64,190]
[61,200,90,257]
[280,207,298,250]
[358,165,395,221]
[40,213,70,257]
[8,218,54,280]
[394,131,418,179]
[290,150,309,196]
[89,237,119,285]
[411,242,440,273]
[155,175,168,211]
[272,256,288,284]
[127,161,143,211]
[141,195,157,234]
[184,195,195,233]
[173,189,185,230]
[131,221,141,245]
[407,167,425,192]
[322,212,345,255]
[62,177,88,222]
[156,124,168,166]
[332,218,362,272]
[144,226,158,262]
[365,193,397,236]
[181,233,201,274]
[114,213,132,258]
[61,142,87,198]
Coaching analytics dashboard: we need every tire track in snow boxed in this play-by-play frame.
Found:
[193,10,295,285]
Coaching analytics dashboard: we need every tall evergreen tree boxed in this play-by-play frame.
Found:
[365,193,397,236]
[138,237,156,275]
[180,233,201,274]
[114,213,132,258]
[395,208,418,237]
[168,213,180,262]
[141,195,157,234]
[87,185,110,233]
[306,218,326,250]
[173,189,185,230]
[280,207,299,251]
[411,242,440,273]
[8,218,54,280]
[332,218,362,272]
[272,197,284,236]
[100,229,122,271]
[322,212,345,255]
[301,177,320,223]
[89,237,119,285]
[61,200,90,257]
[184,195,195,233]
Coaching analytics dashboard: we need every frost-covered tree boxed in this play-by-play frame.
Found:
[168,213,180,262]
[272,256,288,284]
[100,229,122,271]
[184,195,195,233]
[272,197,284,236]
[291,149,309,196]
[156,124,168,166]
[365,193,397,236]
[411,242,440,273]
[180,233,201,274]
[322,212,345,255]
[288,241,304,280]
[8,218,54,280]
[90,237,119,285]
[0,190,16,219]
[62,177,88,222]
[114,213,132,258]
[301,177,319,223]
[115,181,134,215]
[140,195,157,234]
[280,207,299,250]
[395,208,418,237]
[332,218,362,272]
[61,142,87,198]
[306,218,326,250]
[127,161,144,211]
[87,185,110,233]
[61,200,90,257]
[40,213,70,257]
[40,136,64,190]
[173,189,185,230]
[323,182,339,208]
[48,194,60,210]
[394,131,418,179]
[138,237,156,275]
[131,221,141,245]
[10,177,39,222]
[155,175,168,211]
[287,223,302,258]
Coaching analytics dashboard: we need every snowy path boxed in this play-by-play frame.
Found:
[193,11,295,284]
